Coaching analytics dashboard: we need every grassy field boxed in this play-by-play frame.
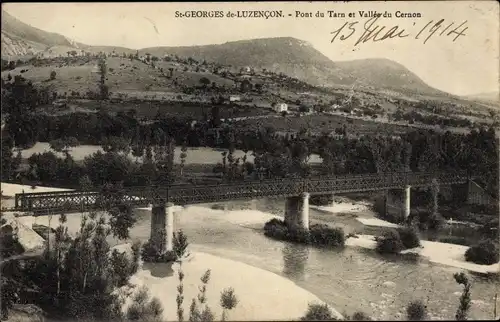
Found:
[1,63,98,94]
[40,98,274,120]
[238,113,411,135]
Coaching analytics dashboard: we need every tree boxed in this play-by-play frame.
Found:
[50,70,56,80]
[49,137,80,159]
[180,143,188,176]
[406,300,427,320]
[126,286,164,321]
[220,287,238,321]
[199,77,210,88]
[301,303,337,321]
[173,230,190,260]
[98,57,109,100]
[101,136,131,155]
[1,135,15,181]
[454,272,472,321]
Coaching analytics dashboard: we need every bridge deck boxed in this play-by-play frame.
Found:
[4,171,469,215]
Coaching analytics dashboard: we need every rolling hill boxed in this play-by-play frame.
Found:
[1,10,451,97]
[140,37,446,96]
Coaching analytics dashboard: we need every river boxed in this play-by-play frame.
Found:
[122,198,498,321]
[19,142,324,164]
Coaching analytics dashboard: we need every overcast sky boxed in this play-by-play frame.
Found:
[3,1,499,96]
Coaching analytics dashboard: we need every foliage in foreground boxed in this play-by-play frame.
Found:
[301,303,338,321]
[454,272,472,321]
[0,211,153,321]
[406,300,427,321]
[141,229,189,263]
[175,267,239,322]
[264,219,345,247]
[464,240,499,265]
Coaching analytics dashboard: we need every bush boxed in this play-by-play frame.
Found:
[464,240,499,265]
[309,224,345,247]
[301,303,338,321]
[309,194,334,206]
[427,212,445,230]
[263,219,345,248]
[396,227,420,249]
[406,300,427,320]
[349,311,371,320]
[263,218,288,240]
[376,230,404,254]
[141,238,177,263]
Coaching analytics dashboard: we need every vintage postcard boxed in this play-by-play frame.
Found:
[1,1,499,321]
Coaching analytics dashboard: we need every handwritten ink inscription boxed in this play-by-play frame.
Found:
[330,17,468,46]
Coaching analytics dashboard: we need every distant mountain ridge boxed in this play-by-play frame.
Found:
[139,37,447,96]
[1,10,448,96]
[463,91,499,103]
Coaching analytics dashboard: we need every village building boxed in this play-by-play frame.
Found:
[273,103,288,113]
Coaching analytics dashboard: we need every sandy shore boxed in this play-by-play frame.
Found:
[116,246,344,321]
[317,201,500,274]
[346,234,500,274]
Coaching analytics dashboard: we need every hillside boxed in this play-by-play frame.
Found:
[140,37,445,96]
[1,10,86,57]
[1,9,450,97]
[464,91,499,104]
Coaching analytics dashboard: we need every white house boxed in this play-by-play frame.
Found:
[229,95,241,102]
[273,103,288,113]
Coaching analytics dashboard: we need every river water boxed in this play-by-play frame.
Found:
[124,198,499,321]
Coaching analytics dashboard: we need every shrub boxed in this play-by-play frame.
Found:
[173,230,189,259]
[454,272,472,320]
[264,219,344,248]
[110,249,133,287]
[309,194,334,206]
[376,230,404,254]
[396,227,420,249]
[427,212,445,230]
[349,311,371,320]
[126,286,164,321]
[210,203,225,210]
[301,303,338,321]
[141,238,177,263]
[263,218,288,240]
[130,241,142,274]
[406,300,427,320]
[309,224,345,247]
[464,240,499,265]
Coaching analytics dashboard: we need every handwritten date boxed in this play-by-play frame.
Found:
[330,17,468,46]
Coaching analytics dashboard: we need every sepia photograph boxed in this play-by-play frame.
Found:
[0,1,499,321]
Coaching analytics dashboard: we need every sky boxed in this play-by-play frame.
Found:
[3,1,499,96]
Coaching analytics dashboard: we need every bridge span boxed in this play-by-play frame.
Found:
[4,170,472,254]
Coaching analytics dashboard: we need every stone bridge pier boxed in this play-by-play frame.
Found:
[150,202,175,252]
[385,185,411,220]
[284,192,310,231]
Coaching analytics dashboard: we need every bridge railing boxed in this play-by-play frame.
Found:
[12,170,470,214]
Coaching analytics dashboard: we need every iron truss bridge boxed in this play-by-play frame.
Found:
[5,171,470,216]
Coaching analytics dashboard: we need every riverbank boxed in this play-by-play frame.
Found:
[115,245,344,321]
[346,234,499,274]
